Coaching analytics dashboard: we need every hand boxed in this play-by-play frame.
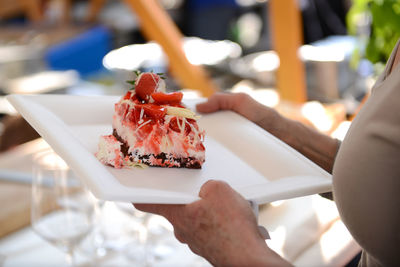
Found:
[134,180,290,267]
[196,93,340,173]
[196,93,286,140]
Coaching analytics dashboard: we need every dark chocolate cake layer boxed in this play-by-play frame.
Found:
[113,129,202,169]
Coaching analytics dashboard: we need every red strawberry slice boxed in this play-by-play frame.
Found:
[150,92,183,105]
[137,120,154,137]
[126,107,142,123]
[169,117,191,135]
[135,73,161,102]
[123,91,131,100]
[142,104,166,120]
[122,91,139,102]
[133,104,166,121]
[197,142,205,151]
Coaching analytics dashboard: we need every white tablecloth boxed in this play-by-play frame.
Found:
[0,139,360,266]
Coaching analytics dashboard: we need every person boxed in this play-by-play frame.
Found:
[134,39,400,266]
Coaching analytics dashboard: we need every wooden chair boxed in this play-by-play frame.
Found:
[0,0,42,22]
[87,0,307,100]
[269,0,307,103]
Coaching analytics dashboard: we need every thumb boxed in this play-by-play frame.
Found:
[133,203,184,222]
[196,98,220,113]
[196,93,235,113]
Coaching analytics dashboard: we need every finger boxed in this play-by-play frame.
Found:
[173,228,187,244]
[198,179,216,198]
[196,93,234,113]
[198,179,230,199]
[187,243,202,257]
[133,203,184,220]
[133,203,165,214]
[195,95,221,113]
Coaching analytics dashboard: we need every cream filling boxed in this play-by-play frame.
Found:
[96,135,123,167]
[113,105,205,160]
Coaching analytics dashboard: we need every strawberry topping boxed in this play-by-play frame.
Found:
[150,92,183,105]
[125,104,167,123]
[135,73,162,102]
[169,117,191,135]
[126,107,142,124]
[123,91,131,100]
[139,104,167,120]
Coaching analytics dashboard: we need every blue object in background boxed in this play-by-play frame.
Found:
[186,0,238,10]
[184,0,239,40]
[45,26,111,78]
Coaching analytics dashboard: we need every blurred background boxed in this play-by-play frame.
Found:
[1,0,399,148]
[0,0,399,266]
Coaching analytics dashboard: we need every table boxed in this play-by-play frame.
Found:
[0,205,210,267]
[0,138,360,266]
[0,195,360,266]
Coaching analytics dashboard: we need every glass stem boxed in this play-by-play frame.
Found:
[65,246,76,267]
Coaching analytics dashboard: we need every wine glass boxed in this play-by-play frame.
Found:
[31,150,96,266]
[115,202,177,265]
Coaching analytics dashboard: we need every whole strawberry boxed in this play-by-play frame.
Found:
[135,72,165,102]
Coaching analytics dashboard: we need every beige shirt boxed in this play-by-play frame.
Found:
[333,40,400,266]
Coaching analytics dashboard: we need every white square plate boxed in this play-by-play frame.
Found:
[6,94,331,204]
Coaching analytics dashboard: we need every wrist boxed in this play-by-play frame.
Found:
[229,239,291,267]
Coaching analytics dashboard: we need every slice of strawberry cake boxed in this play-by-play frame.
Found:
[96,71,205,169]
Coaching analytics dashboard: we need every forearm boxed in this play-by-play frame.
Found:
[214,236,292,267]
[284,119,340,173]
[248,244,293,267]
[255,107,340,174]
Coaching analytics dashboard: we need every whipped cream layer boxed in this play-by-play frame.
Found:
[96,135,124,168]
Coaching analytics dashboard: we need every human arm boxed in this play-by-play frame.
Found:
[135,180,292,267]
[196,93,340,173]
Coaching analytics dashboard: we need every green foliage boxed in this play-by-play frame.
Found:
[347,0,400,64]
[125,70,140,90]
